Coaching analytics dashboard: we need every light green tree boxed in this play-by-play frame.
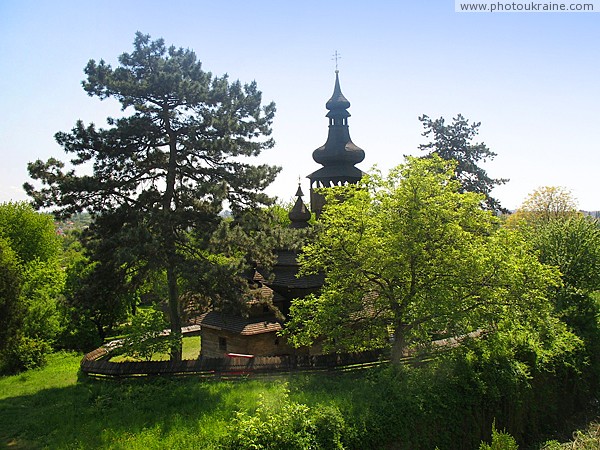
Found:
[0,203,64,372]
[507,186,579,227]
[508,188,600,340]
[121,308,176,361]
[284,156,560,364]
[525,215,600,345]
[0,202,60,265]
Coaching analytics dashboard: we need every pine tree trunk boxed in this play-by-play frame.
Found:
[166,259,182,361]
[163,115,182,362]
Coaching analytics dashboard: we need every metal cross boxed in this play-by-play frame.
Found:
[332,51,341,72]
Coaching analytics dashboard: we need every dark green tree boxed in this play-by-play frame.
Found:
[0,238,22,355]
[62,255,131,348]
[25,33,280,360]
[419,114,508,212]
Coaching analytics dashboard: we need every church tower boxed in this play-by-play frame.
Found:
[308,71,365,216]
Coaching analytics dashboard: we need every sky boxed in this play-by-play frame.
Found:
[1,1,599,211]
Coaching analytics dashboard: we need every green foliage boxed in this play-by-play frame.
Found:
[0,335,51,374]
[0,237,22,354]
[121,308,176,361]
[285,156,560,363]
[528,215,600,296]
[223,386,347,450]
[61,256,131,348]
[541,423,600,449]
[0,202,60,265]
[509,186,579,226]
[479,422,519,450]
[25,33,280,360]
[20,258,66,344]
[0,203,64,373]
[419,114,508,212]
[533,216,600,344]
[516,214,600,393]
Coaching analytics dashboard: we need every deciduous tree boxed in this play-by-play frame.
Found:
[0,238,22,355]
[0,203,64,372]
[525,215,600,341]
[508,186,578,226]
[284,156,559,364]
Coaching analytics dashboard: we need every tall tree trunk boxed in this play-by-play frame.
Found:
[163,109,182,361]
[166,255,182,361]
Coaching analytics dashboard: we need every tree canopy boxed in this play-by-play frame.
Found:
[0,202,60,265]
[515,211,600,344]
[24,33,280,359]
[0,203,65,373]
[0,237,22,355]
[419,114,508,212]
[284,156,559,364]
[508,186,579,226]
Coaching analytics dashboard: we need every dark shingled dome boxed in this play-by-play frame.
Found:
[310,71,365,176]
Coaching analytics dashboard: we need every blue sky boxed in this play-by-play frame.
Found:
[1,1,599,210]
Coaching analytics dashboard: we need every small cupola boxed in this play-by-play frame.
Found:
[288,183,311,228]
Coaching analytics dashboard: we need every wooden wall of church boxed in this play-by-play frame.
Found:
[200,328,299,358]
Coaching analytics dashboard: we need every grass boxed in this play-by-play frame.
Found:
[2,350,598,449]
[0,351,293,449]
[109,335,201,362]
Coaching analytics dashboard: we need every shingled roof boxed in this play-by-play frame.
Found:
[198,311,282,335]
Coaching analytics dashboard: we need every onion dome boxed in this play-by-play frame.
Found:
[288,184,311,228]
[325,71,351,112]
[309,71,365,186]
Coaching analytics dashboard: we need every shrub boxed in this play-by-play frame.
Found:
[223,386,347,450]
[0,334,51,374]
[121,308,176,361]
[479,422,519,450]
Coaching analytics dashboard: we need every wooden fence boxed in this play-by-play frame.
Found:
[80,347,388,378]
[79,325,475,378]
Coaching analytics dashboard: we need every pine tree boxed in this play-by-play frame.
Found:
[419,114,508,212]
[25,33,280,360]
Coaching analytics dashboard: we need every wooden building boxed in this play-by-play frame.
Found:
[198,71,365,358]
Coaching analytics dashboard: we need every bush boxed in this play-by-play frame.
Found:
[222,386,347,450]
[0,334,51,374]
[121,308,176,361]
[479,422,519,450]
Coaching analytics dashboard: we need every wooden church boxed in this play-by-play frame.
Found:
[198,70,366,358]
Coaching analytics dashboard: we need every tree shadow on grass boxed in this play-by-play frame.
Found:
[0,374,252,449]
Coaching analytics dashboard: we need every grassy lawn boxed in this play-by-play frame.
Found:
[109,335,201,362]
[2,350,599,449]
[0,351,355,449]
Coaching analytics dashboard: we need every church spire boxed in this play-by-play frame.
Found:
[308,71,366,216]
[325,71,351,113]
